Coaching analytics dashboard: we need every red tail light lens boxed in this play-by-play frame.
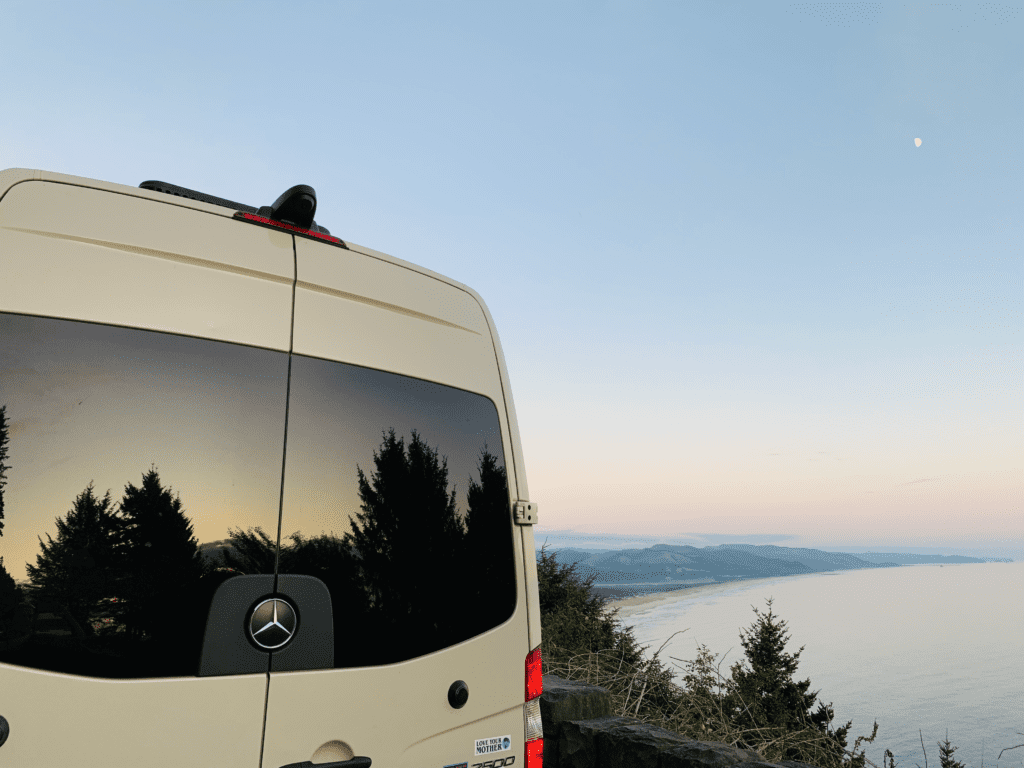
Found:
[526,646,542,701]
[527,737,544,767]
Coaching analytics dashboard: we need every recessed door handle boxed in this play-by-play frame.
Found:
[279,758,370,768]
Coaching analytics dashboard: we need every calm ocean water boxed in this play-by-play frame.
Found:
[606,562,1024,768]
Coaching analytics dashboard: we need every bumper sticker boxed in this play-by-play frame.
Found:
[474,735,512,756]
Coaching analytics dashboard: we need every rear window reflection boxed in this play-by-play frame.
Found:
[0,312,288,678]
[273,354,517,667]
[0,312,516,678]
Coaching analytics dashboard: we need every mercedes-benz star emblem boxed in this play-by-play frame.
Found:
[248,597,298,650]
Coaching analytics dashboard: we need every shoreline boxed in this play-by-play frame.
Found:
[601,562,975,621]
[598,569,897,622]
[601,570,851,621]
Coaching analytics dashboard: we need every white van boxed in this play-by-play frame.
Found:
[0,168,543,768]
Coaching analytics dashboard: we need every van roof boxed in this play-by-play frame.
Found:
[0,167,476,297]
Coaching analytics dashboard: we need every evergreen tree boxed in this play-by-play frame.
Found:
[0,404,10,538]
[938,730,966,768]
[721,597,869,767]
[24,482,119,636]
[537,543,644,667]
[536,543,682,718]
[106,467,208,643]
[676,642,738,738]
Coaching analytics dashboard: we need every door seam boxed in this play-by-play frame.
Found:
[259,233,298,768]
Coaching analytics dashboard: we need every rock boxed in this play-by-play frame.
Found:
[541,675,616,727]
[541,675,616,767]
[661,741,766,768]
[559,715,656,768]
[593,717,698,768]
[538,674,825,768]
[557,715,773,768]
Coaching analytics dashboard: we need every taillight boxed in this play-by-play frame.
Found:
[233,211,343,244]
[525,646,543,768]
[526,737,544,766]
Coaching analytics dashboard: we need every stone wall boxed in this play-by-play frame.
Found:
[540,674,824,768]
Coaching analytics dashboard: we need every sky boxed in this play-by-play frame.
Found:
[2,1,1021,561]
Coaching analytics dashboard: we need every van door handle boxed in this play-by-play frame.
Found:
[279,758,371,768]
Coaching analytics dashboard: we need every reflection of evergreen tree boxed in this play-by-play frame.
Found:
[215,524,367,614]
[279,530,368,629]
[0,557,18,614]
[279,530,353,574]
[0,555,33,651]
[214,435,515,664]
[216,525,279,574]
[106,467,208,643]
[24,482,119,636]
[1,417,518,673]
[0,404,10,537]
[343,428,466,656]
[462,443,515,637]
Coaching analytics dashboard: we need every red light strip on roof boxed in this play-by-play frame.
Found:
[234,212,343,244]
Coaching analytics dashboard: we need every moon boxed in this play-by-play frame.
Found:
[914,138,922,147]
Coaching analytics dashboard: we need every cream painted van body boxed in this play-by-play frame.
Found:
[0,169,542,768]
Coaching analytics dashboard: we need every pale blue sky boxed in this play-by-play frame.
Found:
[2,2,1021,559]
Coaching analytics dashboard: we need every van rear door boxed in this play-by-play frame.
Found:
[258,236,529,768]
[0,176,294,768]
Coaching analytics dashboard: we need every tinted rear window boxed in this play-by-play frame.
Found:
[0,312,516,678]
[0,313,288,678]
[276,353,517,667]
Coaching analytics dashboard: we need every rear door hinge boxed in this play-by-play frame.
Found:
[514,501,538,525]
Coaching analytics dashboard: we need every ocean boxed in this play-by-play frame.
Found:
[604,561,1024,768]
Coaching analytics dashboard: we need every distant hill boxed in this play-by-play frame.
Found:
[535,542,1011,600]
[843,551,1014,565]
[712,543,902,570]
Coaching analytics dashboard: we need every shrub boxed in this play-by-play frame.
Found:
[536,545,884,768]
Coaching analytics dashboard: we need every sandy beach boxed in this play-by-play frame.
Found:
[603,572,846,622]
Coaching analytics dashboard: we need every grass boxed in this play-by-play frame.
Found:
[537,545,1024,768]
